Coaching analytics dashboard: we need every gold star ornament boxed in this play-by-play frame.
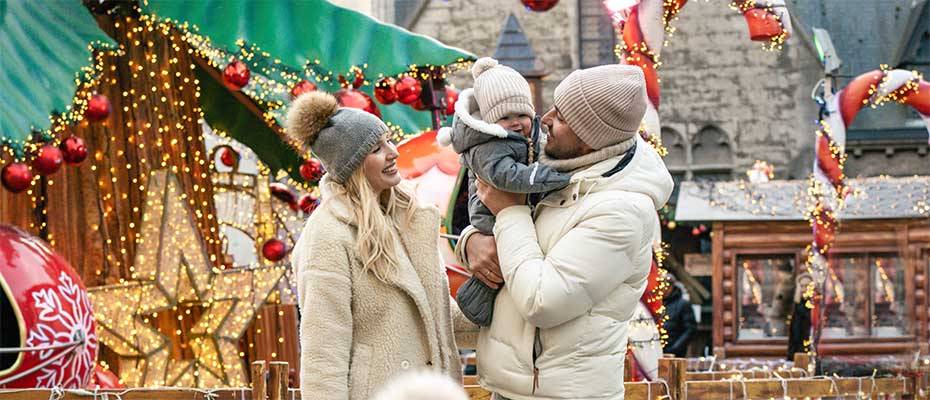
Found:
[88,170,285,387]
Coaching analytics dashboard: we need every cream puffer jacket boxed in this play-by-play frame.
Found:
[292,180,479,400]
[456,137,673,399]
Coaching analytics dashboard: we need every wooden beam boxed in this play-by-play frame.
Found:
[251,360,267,400]
[268,361,288,400]
[683,377,910,399]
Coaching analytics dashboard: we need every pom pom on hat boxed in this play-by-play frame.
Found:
[286,91,339,149]
[471,57,500,79]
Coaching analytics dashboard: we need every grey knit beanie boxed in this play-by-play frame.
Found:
[553,64,647,150]
[285,91,387,184]
[471,57,535,123]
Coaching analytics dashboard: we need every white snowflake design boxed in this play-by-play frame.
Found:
[24,271,98,388]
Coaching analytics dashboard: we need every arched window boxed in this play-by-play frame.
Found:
[662,127,688,170]
[691,125,734,182]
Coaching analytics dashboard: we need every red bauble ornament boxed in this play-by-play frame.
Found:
[290,80,317,99]
[262,238,289,262]
[60,136,88,164]
[33,145,64,175]
[298,194,319,214]
[374,78,398,104]
[394,76,422,105]
[85,94,111,122]
[521,0,559,11]
[444,87,459,116]
[335,88,381,118]
[300,158,324,182]
[691,227,701,236]
[0,224,98,388]
[223,59,250,90]
[218,147,238,167]
[2,163,33,193]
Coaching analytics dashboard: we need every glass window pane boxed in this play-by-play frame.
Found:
[737,256,795,339]
[823,255,870,338]
[871,254,908,337]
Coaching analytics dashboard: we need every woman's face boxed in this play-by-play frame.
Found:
[362,135,401,193]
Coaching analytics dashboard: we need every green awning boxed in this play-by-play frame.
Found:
[0,0,115,157]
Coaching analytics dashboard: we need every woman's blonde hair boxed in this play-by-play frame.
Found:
[324,166,417,282]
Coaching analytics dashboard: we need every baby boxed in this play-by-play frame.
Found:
[438,57,571,326]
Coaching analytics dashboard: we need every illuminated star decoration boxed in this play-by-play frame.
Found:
[88,170,285,387]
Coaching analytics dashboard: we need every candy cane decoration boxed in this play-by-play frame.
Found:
[807,68,930,351]
[607,0,791,140]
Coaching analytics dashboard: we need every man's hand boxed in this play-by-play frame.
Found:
[464,233,504,289]
[476,180,526,215]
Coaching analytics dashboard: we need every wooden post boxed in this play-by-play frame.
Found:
[624,355,634,381]
[658,358,686,400]
[251,360,267,400]
[792,352,811,373]
[269,361,289,400]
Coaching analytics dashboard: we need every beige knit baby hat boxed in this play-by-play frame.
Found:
[471,57,535,123]
[553,64,647,150]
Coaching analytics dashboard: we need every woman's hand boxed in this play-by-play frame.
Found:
[476,180,526,215]
[465,233,504,289]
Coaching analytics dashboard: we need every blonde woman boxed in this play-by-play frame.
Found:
[286,91,477,400]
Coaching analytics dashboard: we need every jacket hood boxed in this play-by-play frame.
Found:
[571,136,674,211]
[437,89,524,152]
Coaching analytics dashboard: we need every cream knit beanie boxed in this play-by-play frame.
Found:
[553,64,647,150]
[471,57,535,123]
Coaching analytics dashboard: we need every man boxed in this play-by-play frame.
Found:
[454,64,674,399]
[662,274,697,358]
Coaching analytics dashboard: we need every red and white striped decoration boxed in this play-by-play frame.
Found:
[608,0,791,140]
[807,69,930,347]
[810,68,929,258]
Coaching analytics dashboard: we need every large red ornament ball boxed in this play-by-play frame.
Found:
[300,158,324,182]
[290,80,317,99]
[218,147,238,168]
[335,88,381,118]
[60,136,88,165]
[84,94,111,123]
[223,59,251,91]
[298,194,319,214]
[0,224,98,388]
[394,76,422,105]
[521,0,559,12]
[2,162,33,193]
[444,87,459,116]
[374,78,398,104]
[33,145,64,176]
[262,238,289,262]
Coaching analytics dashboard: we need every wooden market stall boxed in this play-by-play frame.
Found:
[676,176,930,359]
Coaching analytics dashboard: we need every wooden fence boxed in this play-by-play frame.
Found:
[1,358,927,400]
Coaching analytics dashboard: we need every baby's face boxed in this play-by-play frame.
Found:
[496,113,533,137]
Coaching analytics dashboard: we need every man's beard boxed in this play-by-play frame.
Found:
[544,141,586,160]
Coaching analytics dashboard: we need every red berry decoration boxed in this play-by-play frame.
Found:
[223,59,250,90]
[85,94,111,122]
[374,78,398,104]
[218,147,238,167]
[444,87,459,116]
[262,239,289,262]
[300,158,324,182]
[269,183,298,210]
[60,136,88,165]
[691,227,701,236]
[2,163,33,193]
[33,145,63,176]
[394,76,422,105]
[299,194,319,214]
[335,88,381,118]
[290,80,317,99]
[521,0,559,11]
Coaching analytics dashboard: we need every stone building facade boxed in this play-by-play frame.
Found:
[378,0,929,179]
